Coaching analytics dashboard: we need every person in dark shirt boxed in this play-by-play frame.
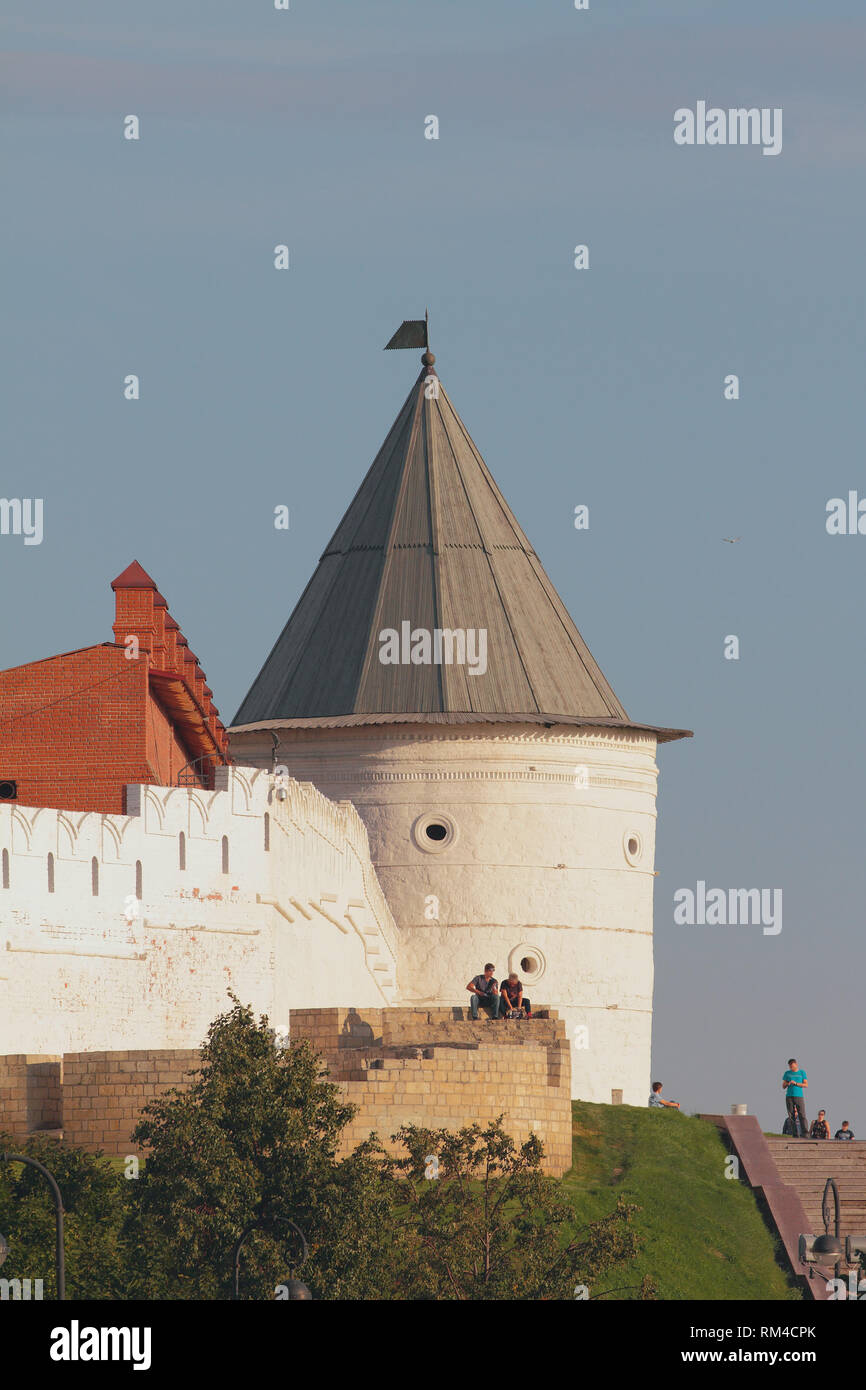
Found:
[467,963,501,1020]
[809,1111,830,1139]
[500,972,531,1019]
[835,1121,855,1140]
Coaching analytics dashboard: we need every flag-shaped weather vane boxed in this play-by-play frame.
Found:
[384,310,429,351]
[384,310,436,375]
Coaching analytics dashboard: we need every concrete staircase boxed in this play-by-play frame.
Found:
[701,1113,862,1298]
[765,1137,866,1269]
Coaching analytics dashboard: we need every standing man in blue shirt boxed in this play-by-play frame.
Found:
[782,1057,808,1137]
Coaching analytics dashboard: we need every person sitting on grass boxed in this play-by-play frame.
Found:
[648,1081,680,1109]
[499,972,531,1019]
[809,1110,830,1139]
[466,963,501,1021]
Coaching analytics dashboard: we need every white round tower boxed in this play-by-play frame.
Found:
[230,338,689,1103]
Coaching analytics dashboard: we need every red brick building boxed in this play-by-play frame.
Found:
[0,562,230,815]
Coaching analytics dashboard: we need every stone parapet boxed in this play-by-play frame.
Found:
[291,1005,572,1176]
[62,1050,200,1156]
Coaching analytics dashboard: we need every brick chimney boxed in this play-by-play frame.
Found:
[111,560,163,662]
[110,563,230,763]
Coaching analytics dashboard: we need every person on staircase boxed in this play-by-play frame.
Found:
[809,1110,829,1139]
[782,1057,808,1137]
[834,1120,855,1140]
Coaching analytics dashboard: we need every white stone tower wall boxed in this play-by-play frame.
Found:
[231,723,660,1105]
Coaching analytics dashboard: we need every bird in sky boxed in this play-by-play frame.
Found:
[722,537,741,543]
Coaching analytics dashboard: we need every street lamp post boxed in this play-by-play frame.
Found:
[799,1176,866,1298]
[819,1177,842,1287]
[231,1215,312,1300]
[0,1152,65,1300]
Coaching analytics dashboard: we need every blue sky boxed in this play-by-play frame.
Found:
[2,0,865,1137]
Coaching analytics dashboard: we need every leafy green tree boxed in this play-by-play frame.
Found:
[123,999,650,1299]
[0,1133,127,1299]
[387,1118,651,1300]
[0,1005,652,1302]
[124,996,399,1299]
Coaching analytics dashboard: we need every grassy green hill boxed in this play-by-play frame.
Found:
[104,1103,800,1299]
[562,1102,802,1300]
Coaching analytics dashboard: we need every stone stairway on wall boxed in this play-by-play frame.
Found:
[292,1005,564,1080]
[378,1005,559,1048]
[289,1005,573,1176]
[336,1008,563,1080]
[765,1137,866,1272]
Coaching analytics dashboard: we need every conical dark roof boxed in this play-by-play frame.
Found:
[233,360,687,741]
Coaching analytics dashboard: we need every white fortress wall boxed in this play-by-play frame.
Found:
[0,766,398,1056]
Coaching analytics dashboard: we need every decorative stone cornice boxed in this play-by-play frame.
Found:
[284,768,656,793]
[234,724,658,754]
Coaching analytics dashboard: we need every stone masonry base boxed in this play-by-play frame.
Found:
[0,1007,573,1177]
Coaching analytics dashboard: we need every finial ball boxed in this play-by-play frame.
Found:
[422,350,436,368]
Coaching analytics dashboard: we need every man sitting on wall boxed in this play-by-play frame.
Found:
[835,1120,856,1140]
[499,972,531,1019]
[467,964,501,1020]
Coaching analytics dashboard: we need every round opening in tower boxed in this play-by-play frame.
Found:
[510,944,546,982]
[623,830,643,865]
[412,813,457,853]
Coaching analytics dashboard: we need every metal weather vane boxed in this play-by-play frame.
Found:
[384,309,429,351]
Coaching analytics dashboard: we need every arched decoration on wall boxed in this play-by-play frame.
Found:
[230,768,252,812]
[47,852,55,894]
[29,806,49,830]
[249,767,270,801]
[2,848,9,889]
[142,787,166,831]
[91,857,99,897]
[178,831,186,871]
[221,836,229,875]
[11,807,33,852]
[57,812,77,856]
[101,817,124,861]
[188,792,208,834]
